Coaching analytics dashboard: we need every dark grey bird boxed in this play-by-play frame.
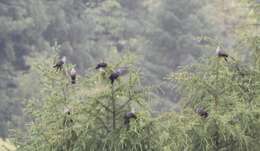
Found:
[195,107,208,118]
[124,111,137,129]
[109,67,128,84]
[53,56,66,71]
[216,46,229,61]
[70,68,77,84]
[95,62,108,70]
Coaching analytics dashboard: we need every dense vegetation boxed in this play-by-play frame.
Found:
[0,0,259,150]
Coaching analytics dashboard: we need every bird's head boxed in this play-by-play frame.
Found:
[99,68,105,72]
[115,67,128,76]
[195,107,204,113]
[70,68,76,75]
[131,108,136,114]
[64,107,72,115]
[61,56,66,63]
[216,46,220,54]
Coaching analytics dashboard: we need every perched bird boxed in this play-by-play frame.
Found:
[195,107,208,118]
[109,67,128,84]
[53,56,66,71]
[64,107,71,115]
[95,62,108,70]
[216,46,229,61]
[116,42,124,52]
[70,68,77,84]
[124,111,137,129]
[63,107,73,127]
[109,73,119,84]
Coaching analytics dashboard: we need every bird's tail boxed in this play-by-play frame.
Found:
[230,56,236,61]
[109,75,115,85]
[71,76,76,84]
[224,57,228,62]
[224,56,236,63]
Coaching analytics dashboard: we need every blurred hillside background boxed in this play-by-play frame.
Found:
[0,0,259,147]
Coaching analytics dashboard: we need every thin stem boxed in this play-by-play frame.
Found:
[117,92,133,114]
[111,84,116,130]
[215,59,220,109]
[96,117,110,133]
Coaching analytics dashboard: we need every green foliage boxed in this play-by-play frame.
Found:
[0,0,259,150]
[18,47,260,151]
[167,56,260,151]
[16,52,162,151]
